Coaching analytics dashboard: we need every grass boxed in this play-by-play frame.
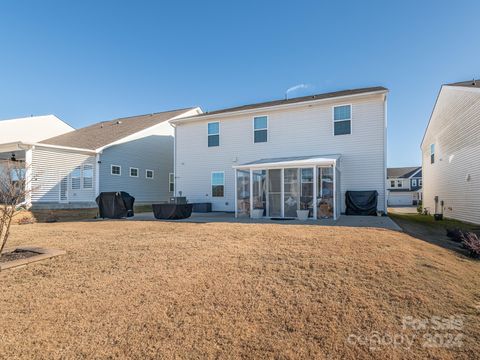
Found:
[0,221,479,359]
[389,213,479,232]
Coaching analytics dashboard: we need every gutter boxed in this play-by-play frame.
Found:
[170,90,388,125]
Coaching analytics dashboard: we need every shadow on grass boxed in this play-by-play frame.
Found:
[389,213,480,258]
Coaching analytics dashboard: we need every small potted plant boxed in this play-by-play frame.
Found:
[296,202,310,221]
[251,208,264,219]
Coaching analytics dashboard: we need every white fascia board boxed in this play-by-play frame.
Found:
[233,156,340,170]
[170,90,388,125]
[0,141,96,155]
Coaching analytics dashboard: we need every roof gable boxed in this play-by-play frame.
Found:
[41,108,193,150]
[387,167,421,179]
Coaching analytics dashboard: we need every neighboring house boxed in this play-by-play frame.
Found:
[171,86,388,220]
[421,79,480,224]
[386,166,422,206]
[0,108,200,209]
[0,115,74,143]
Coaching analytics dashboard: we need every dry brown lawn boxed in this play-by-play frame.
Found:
[0,221,479,359]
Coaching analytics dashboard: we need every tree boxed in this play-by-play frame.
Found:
[0,159,32,255]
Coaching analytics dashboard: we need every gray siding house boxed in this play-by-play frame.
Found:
[386,167,422,206]
[0,107,200,209]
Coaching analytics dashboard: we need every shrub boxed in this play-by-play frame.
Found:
[417,200,423,214]
[446,228,466,243]
[17,216,35,225]
[461,232,480,259]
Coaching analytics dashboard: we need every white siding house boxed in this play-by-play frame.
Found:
[421,80,480,224]
[171,87,388,219]
[0,115,74,143]
[0,108,200,210]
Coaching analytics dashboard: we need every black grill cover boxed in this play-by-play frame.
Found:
[96,192,135,219]
[152,204,193,220]
[345,191,378,216]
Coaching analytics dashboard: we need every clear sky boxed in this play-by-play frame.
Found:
[0,0,478,167]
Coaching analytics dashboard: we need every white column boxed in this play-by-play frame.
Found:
[249,169,253,218]
[234,168,238,218]
[95,153,101,198]
[280,168,285,218]
[313,166,317,220]
[333,163,337,221]
[24,148,33,208]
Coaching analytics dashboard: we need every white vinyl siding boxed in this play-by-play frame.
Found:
[422,85,480,224]
[31,147,97,204]
[175,93,386,212]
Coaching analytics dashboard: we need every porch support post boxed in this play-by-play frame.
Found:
[94,153,101,198]
[234,168,238,218]
[24,148,33,209]
[313,166,317,220]
[249,169,253,218]
[333,162,337,221]
[280,168,285,218]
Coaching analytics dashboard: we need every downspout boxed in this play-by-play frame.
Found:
[170,122,177,196]
[95,152,101,199]
[384,93,388,214]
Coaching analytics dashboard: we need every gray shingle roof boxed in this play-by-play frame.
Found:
[447,79,480,88]
[387,167,421,179]
[41,108,193,150]
[196,86,387,117]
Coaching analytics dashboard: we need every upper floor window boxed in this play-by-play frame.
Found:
[146,169,154,179]
[130,167,139,177]
[111,165,121,176]
[333,105,352,135]
[419,179,422,186]
[390,180,395,187]
[211,171,225,197]
[208,122,219,147]
[71,166,81,190]
[169,173,175,192]
[430,144,435,164]
[412,179,417,187]
[83,164,93,189]
[253,116,268,143]
[397,180,403,188]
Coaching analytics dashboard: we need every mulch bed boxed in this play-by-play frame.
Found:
[0,249,39,263]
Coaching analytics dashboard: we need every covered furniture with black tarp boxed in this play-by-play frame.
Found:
[345,190,378,216]
[96,192,135,219]
[152,203,193,220]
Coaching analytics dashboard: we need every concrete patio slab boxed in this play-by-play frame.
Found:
[126,212,402,231]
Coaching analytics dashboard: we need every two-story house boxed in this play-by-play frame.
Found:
[170,86,388,220]
[421,79,480,224]
[386,167,422,206]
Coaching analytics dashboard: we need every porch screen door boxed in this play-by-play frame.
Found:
[268,169,282,217]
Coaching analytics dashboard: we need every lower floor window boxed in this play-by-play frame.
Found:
[169,173,174,192]
[211,171,224,197]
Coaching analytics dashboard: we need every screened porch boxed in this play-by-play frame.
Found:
[234,155,341,220]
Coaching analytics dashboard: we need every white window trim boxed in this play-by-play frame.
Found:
[169,172,174,192]
[211,171,225,198]
[129,167,139,178]
[397,180,403,187]
[253,115,268,143]
[146,169,154,179]
[207,121,220,147]
[111,164,121,176]
[82,164,94,189]
[412,179,417,187]
[332,104,352,136]
[419,179,423,186]
[390,180,395,187]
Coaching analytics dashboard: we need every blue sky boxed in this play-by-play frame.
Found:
[0,0,478,166]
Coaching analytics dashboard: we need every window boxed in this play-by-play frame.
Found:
[254,116,268,143]
[412,179,417,187]
[83,164,93,189]
[390,180,395,187]
[419,179,422,187]
[333,105,351,135]
[211,171,224,197]
[71,166,81,190]
[146,169,154,179]
[208,122,219,147]
[430,144,435,164]
[397,180,403,188]
[111,165,121,176]
[169,173,174,192]
[130,167,139,177]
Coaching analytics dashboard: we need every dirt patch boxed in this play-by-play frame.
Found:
[0,221,479,359]
[0,249,39,263]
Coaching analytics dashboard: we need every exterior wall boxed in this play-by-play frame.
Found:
[422,86,480,224]
[175,93,387,213]
[99,135,174,203]
[0,115,74,143]
[31,146,97,208]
